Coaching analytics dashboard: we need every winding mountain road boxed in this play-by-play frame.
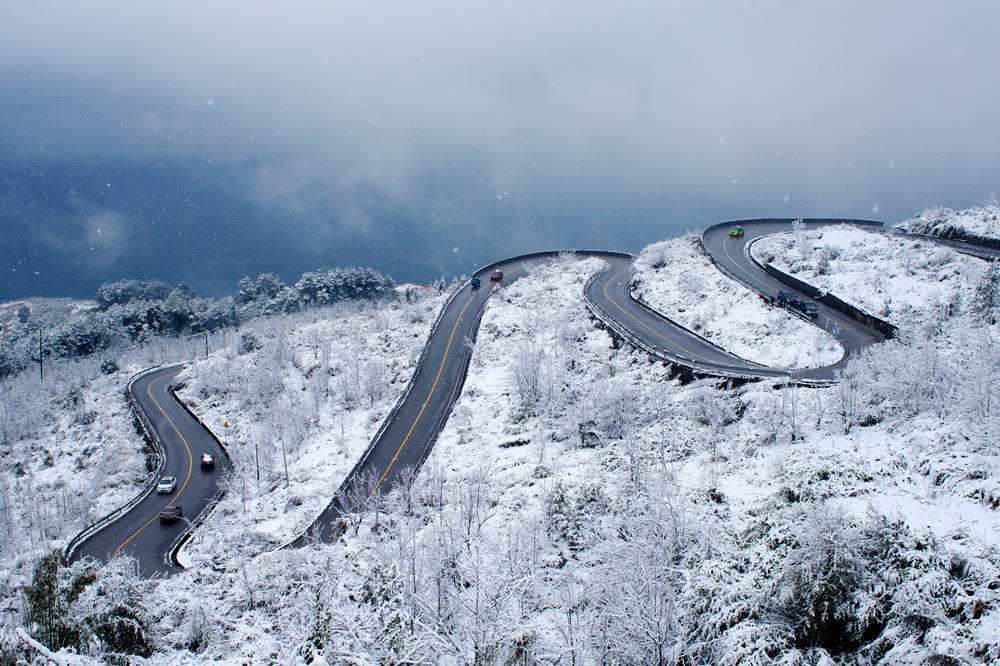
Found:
[66,365,229,577]
[296,219,896,544]
[71,218,987,570]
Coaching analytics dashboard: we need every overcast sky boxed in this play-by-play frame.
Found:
[2,1,999,298]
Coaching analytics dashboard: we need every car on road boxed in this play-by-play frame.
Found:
[158,506,183,522]
[490,269,504,283]
[775,291,819,318]
[471,276,481,290]
[799,301,819,318]
[200,453,215,470]
[156,476,177,494]
[729,226,745,238]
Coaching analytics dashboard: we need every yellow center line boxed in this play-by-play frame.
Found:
[113,368,194,558]
[369,267,523,496]
[601,265,715,363]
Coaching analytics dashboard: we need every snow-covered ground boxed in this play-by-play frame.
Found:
[6,232,1000,665]
[897,200,1000,241]
[0,357,149,568]
[149,255,1000,663]
[633,233,843,368]
[172,293,449,564]
[752,224,987,333]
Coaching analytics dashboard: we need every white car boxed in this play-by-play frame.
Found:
[156,476,177,494]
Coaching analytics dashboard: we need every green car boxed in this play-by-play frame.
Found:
[728,226,745,238]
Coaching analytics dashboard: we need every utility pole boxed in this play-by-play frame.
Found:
[254,438,260,485]
[205,331,209,359]
[281,439,289,488]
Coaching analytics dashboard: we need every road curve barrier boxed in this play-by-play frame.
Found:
[720,220,899,340]
[64,365,168,564]
[163,383,233,569]
[582,264,777,383]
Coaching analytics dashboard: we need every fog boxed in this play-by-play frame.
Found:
[2,1,998,298]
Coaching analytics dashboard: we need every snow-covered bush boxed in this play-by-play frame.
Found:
[95,279,173,310]
[18,550,153,662]
[898,199,1000,241]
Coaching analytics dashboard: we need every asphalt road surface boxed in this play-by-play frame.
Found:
[294,253,584,543]
[583,254,790,380]
[68,365,228,577]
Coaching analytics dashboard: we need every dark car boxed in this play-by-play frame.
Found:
[200,453,215,470]
[799,301,820,318]
[159,506,183,522]
[490,269,504,283]
[471,276,481,290]
[775,291,819,318]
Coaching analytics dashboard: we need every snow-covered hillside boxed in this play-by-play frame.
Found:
[897,201,1000,241]
[752,225,987,333]
[6,230,1000,665]
[633,234,843,368]
[0,357,146,565]
[140,252,999,665]
[171,292,448,564]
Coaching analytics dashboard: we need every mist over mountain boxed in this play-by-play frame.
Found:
[3,1,999,300]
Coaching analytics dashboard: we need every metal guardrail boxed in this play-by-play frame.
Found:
[581,265,780,383]
[67,234,868,563]
[68,237,861,563]
[63,365,167,563]
[163,384,233,568]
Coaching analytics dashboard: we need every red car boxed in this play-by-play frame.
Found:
[200,453,215,470]
[490,269,504,283]
[159,506,183,523]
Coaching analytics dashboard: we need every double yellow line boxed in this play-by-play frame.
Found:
[113,369,193,557]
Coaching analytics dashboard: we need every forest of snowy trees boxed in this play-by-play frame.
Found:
[2,220,1000,664]
[0,267,396,380]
